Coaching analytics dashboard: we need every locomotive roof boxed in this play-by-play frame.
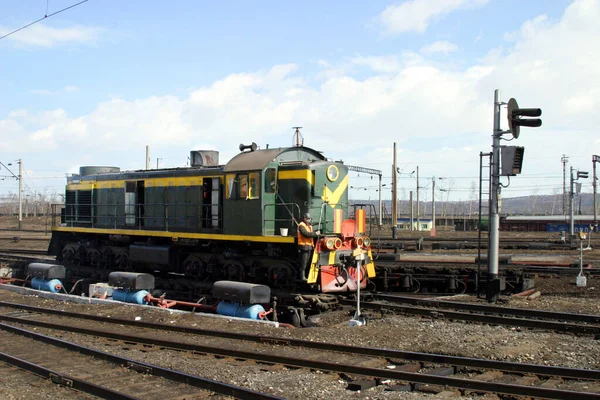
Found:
[68,146,327,183]
[223,146,326,172]
[71,166,224,182]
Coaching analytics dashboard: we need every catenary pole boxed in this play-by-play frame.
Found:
[416,166,420,231]
[18,159,23,230]
[431,177,436,232]
[562,155,568,216]
[392,143,397,238]
[593,155,598,228]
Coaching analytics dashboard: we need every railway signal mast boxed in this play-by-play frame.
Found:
[593,155,600,229]
[570,168,589,237]
[487,90,542,303]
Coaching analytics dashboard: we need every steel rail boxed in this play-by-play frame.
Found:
[0,300,598,381]
[370,293,600,325]
[0,249,49,255]
[0,350,140,399]
[0,322,281,400]
[0,318,597,399]
[341,299,600,335]
[374,236,584,243]
[375,262,600,278]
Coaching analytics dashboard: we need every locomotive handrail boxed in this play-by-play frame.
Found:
[55,201,223,233]
[263,203,301,236]
[316,202,344,235]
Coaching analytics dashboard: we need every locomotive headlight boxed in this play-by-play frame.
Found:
[334,238,342,249]
[325,238,335,250]
[363,236,371,247]
[355,237,364,248]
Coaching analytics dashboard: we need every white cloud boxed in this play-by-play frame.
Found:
[351,56,402,73]
[378,0,489,35]
[7,110,28,118]
[420,40,458,55]
[0,23,101,47]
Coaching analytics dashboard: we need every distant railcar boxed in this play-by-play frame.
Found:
[500,215,596,232]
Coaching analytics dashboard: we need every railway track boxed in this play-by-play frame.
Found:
[375,235,598,243]
[0,301,599,398]
[0,354,95,399]
[375,259,600,277]
[373,235,598,252]
[341,294,600,336]
[0,318,280,399]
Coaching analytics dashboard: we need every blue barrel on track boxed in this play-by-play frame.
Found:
[31,277,63,293]
[112,289,149,304]
[216,301,266,320]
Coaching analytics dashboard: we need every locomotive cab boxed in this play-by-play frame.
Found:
[222,144,328,237]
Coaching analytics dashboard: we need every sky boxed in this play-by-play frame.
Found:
[0,0,599,206]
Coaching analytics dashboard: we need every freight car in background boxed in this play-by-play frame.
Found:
[47,142,376,307]
[500,215,597,233]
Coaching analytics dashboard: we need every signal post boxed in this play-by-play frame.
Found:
[487,90,541,303]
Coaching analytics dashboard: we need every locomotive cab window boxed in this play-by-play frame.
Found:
[264,168,276,193]
[226,174,235,199]
[239,175,248,198]
[248,172,260,199]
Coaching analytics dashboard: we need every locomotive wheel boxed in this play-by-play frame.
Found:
[102,247,114,269]
[114,251,133,271]
[289,307,307,327]
[268,264,294,287]
[223,261,244,281]
[86,248,103,268]
[61,244,79,264]
[183,255,206,278]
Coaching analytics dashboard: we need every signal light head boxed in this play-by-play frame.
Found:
[507,98,542,139]
[577,171,589,179]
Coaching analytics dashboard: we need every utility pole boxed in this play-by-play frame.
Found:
[570,166,575,236]
[18,159,22,230]
[392,143,398,238]
[593,155,599,229]
[146,145,150,170]
[409,191,414,231]
[431,177,436,234]
[416,166,420,231]
[562,154,569,215]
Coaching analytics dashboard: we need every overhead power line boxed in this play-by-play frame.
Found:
[0,0,90,41]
